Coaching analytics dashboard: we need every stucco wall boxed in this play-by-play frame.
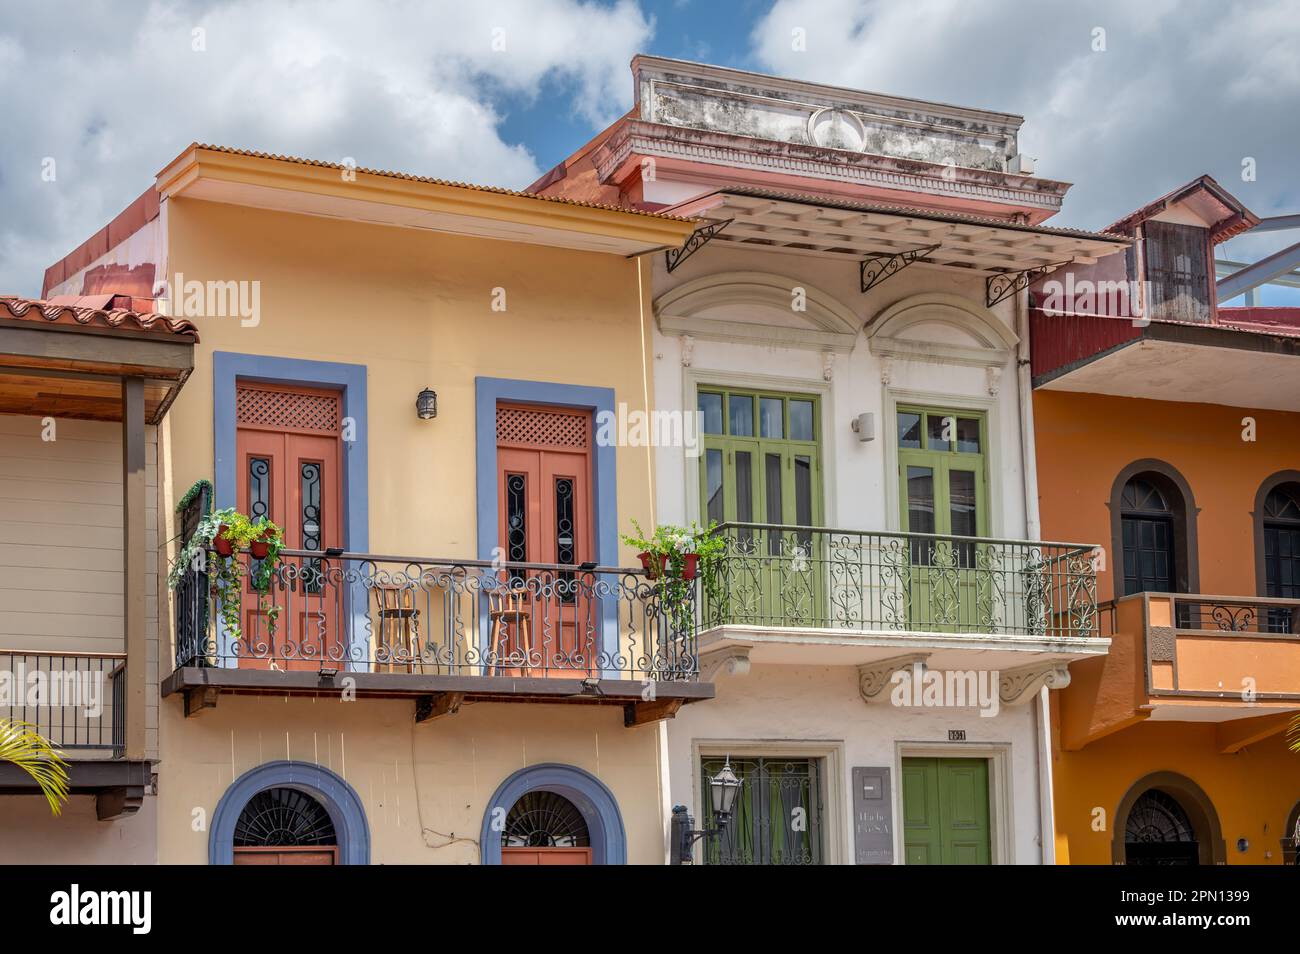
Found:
[0,794,157,864]
[649,242,1030,539]
[156,196,671,863]
[158,697,666,864]
[668,664,1045,864]
[162,196,659,564]
[1035,389,1300,601]
[1051,716,1299,865]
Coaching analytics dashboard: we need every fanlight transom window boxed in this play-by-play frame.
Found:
[503,791,590,848]
[234,787,337,847]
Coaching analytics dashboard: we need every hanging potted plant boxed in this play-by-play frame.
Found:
[171,508,284,646]
[621,520,726,638]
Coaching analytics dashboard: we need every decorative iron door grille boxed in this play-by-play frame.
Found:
[700,756,823,865]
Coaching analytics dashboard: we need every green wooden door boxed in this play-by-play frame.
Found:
[897,408,990,632]
[699,389,822,625]
[902,757,991,865]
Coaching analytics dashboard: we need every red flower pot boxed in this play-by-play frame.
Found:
[680,553,700,581]
[249,540,270,559]
[638,551,668,579]
[213,526,234,557]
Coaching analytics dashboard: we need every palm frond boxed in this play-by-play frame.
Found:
[0,719,69,815]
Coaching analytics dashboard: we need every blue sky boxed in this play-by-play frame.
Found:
[1,0,1297,302]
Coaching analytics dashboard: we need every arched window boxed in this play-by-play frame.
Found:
[233,787,338,865]
[504,791,591,850]
[1119,476,1176,595]
[1262,484,1300,600]
[1253,474,1300,634]
[1124,789,1199,865]
[1110,462,1199,601]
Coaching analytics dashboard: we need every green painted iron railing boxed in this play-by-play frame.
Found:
[701,523,1098,639]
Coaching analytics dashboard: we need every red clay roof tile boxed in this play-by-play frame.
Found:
[0,296,199,341]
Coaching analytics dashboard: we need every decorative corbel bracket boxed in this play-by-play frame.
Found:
[699,646,751,681]
[858,653,931,703]
[680,334,696,368]
[665,219,732,273]
[986,260,1071,308]
[860,244,941,294]
[998,662,1071,706]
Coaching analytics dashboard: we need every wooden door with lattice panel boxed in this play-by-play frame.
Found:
[235,383,344,669]
[494,403,594,676]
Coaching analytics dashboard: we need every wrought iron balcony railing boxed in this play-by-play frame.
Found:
[173,549,698,680]
[0,651,125,756]
[701,523,1098,639]
[1170,594,1300,635]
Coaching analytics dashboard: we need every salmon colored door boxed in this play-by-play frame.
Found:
[235,384,344,668]
[232,846,338,865]
[500,847,593,865]
[500,790,593,865]
[494,404,593,675]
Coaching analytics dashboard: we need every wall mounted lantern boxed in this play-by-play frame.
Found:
[670,756,743,864]
[416,387,438,420]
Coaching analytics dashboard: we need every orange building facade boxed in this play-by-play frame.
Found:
[1031,177,1300,864]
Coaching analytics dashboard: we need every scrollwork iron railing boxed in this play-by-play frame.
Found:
[1170,594,1300,635]
[172,549,698,679]
[701,523,1098,639]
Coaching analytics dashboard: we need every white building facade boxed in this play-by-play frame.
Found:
[534,56,1127,864]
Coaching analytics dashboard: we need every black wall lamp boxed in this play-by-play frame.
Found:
[416,387,438,420]
[670,756,742,864]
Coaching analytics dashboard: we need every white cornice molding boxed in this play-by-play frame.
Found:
[655,270,861,354]
[595,124,1066,212]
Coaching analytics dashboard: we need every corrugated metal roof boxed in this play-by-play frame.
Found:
[184,143,697,222]
[677,184,1130,244]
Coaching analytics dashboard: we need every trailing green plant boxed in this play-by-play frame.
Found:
[171,506,285,645]
[621,520,726,637]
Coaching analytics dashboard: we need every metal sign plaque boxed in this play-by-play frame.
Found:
[852,766,894,865]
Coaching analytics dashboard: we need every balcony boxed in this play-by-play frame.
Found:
[164,549,710,726]
[696,523,1106,683]
[1060,592,1300,751]
[0,651,147,817]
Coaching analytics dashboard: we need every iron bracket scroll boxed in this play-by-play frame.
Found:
[665,219,732,273]
[986,260,1072,308]
[859,243,941,293]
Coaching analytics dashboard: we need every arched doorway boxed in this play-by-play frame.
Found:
[210,761,370,865]
[1113,772,1226,865]
[501,790,592,865]
[480,763,626,865]
[233,787,338,865]
[1284,801,1300,865]
[1124,790,1199,865]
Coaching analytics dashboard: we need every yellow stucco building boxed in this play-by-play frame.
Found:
[37,144,706,865]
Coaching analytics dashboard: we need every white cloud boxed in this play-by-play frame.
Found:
[750,0,1300,233]
[0,0,652,294]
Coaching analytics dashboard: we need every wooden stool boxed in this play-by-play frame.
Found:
[488,588,532,675]
[374,585,421,672]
